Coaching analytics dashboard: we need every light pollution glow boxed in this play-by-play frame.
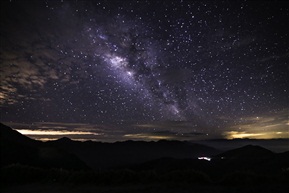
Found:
[224,131,284,140]
[224,111,289,139]
[16,129,99,136]
[6,108,288,142]
[124,133,173,140]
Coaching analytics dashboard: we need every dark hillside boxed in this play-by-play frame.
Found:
[0,123,88,170]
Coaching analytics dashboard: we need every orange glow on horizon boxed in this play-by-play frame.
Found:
[124,133,172,140]
[16,129,100,136]
[224,131,287,140]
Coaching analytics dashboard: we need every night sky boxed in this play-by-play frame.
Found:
[1,0,288,141]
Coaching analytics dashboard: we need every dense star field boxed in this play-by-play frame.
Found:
[0,0,288,141]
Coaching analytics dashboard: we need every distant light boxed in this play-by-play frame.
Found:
[198,157,211,161]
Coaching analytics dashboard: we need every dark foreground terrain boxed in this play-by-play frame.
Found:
[2,182,289,193]
[1,123,289,193]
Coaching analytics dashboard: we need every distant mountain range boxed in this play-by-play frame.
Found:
[1,122,288,177]
[46,136,220,170]
[0,123,219,170]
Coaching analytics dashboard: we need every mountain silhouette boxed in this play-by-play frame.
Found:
[216,144,274,160]
[0,123,88,170]
[47,138,220,170]
[0,123,219,170]
[1,123,289,191]
[0,122,39,146]
[211,144,289,175]
[131,144,289,178]
[1,123,288,178]
[1,123,40,167]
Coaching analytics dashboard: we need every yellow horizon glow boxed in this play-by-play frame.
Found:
[124,133,172,140]
[224,131,287,140]
[16,129,99,136]
[223,110,289,139]
[31,137,98,142]
[224,131,264,139]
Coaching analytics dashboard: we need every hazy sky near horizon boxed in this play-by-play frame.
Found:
[1,0,288,141]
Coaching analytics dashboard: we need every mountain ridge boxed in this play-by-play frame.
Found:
[0,123,89,170]
[1,123,288,175]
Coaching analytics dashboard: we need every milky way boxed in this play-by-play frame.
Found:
[0,0,288,141]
